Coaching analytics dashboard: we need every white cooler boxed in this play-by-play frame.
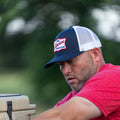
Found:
[0,94,36,120]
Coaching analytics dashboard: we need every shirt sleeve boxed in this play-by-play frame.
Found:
[75,70,120,117]
[54,91,77,107]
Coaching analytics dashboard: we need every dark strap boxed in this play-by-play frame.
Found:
[7,101,12,120]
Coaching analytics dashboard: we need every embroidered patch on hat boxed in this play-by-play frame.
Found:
[54,38,67,52]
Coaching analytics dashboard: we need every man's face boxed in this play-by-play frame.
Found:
[58,51,97,92]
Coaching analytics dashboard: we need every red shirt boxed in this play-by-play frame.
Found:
[54,64,120,119]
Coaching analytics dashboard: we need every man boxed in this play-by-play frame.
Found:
[33,26,120,120]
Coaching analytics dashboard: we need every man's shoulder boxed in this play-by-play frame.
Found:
[87,64,120,86]
[95,63,120,78]
[99,63,120,72]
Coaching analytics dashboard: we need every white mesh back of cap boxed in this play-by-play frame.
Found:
[73,26,102,51]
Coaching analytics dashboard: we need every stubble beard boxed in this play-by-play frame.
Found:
[71,63,96,92]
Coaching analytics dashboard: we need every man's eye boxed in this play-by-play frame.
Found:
[67,60,73,63]
[58,62,63,66]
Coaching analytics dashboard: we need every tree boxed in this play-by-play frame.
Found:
[0,0,120,105]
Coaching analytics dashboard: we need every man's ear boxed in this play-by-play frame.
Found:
[90,48,101,62]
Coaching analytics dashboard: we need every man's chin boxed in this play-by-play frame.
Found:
[71,86,83,92]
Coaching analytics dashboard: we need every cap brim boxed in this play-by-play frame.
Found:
[44,51,84,68]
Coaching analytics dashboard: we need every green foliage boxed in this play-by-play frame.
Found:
[0,0,120,105]
[101,39,120,65]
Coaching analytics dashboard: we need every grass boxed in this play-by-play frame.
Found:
[0,69,50,116]
[0,70,33,95]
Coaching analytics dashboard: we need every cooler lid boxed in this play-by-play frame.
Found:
[0,94,36,112]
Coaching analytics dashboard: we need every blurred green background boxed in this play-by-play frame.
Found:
[0,0,120,114]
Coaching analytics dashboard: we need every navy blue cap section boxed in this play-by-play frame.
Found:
[44,27,84,68]
[55,27,79,57]
[44,51,84,68]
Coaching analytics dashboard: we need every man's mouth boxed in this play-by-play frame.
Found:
[67,77,76,84]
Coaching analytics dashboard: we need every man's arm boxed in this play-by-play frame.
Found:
[33,96,102,120]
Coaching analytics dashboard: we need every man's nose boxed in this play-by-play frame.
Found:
[61,63,71,75]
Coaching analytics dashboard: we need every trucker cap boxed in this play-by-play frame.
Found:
[45,26,102,68]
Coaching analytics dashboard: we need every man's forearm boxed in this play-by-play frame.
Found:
[32,107,62,120]
[32,97,102,120]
